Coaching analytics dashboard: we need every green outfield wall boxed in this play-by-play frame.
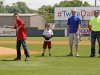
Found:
[26,27,65,37]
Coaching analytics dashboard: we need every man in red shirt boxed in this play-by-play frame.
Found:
[4,13,30,61]
[88,22,91,40]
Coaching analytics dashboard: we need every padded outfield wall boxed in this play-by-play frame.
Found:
[0,27,89,37]
[26,27,89,37]
[26,27,65,37]
[0,27,64,37]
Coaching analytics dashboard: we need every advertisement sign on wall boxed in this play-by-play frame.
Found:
[55,7,100,21]
[65,29,89,37]
[0,28,16,36]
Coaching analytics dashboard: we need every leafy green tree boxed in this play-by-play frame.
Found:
[26,9,37,13]
[5,1,37,13]
[83,1,91,6]
[15,1,37,13]
[0,4,7,13]
[55,0,90,7]
[16,1,29,13]
[45,13,54,23]
[0,0,91,24]
[38,5,46,15]
[7,6,21,13]
[38,5,54,23]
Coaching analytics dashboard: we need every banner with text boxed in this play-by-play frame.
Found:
[55,7,100,21]
[0,28,16,36]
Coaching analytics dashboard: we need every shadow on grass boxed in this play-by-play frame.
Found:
[55,56,94,58]
[1,59,15,61]
[79,56,100,58]
[78,56,90,58]
[35,55,88,57]
[35,56,49,57]
[55,56,68,57]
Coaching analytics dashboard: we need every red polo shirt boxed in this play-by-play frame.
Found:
[14,19,27,40]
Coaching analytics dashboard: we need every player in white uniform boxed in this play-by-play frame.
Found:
[41,24,54,56]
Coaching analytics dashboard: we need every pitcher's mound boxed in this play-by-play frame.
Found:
[0,47,41,56]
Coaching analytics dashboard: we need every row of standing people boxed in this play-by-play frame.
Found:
[41,8,93,57]
[41,9,100,57]
[4,9,100,60]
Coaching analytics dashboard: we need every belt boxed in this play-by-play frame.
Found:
[92,30,100,32]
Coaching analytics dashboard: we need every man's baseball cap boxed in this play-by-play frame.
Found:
[46,23,50,27]
[71,8,76,11]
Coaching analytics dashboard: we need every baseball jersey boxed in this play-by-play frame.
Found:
[43,29,53,41]
[67,16,81,33]
[89,16,100,31]
[14,19,27,40]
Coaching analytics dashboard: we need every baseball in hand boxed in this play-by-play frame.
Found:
[46,33,51,38]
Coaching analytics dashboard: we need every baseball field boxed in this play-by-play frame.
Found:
[0,37,100,75]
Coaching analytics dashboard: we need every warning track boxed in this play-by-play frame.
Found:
[0,41,96,45]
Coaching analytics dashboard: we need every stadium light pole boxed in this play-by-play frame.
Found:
[81,0,83,7]
[95,0,96,6]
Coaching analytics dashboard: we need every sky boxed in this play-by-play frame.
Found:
[2,0,100,10]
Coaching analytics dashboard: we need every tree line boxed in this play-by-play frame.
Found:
[0,0,91,23]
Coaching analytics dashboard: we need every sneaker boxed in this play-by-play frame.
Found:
[41,53,44,56]
[98,50,100,55]
[90,55,95,57]
[98,55,100,57]
[67,53,73,56]
[24,57,30,61]
[14,57,21,60]
[49,53,52,56]
[76,53,79,57]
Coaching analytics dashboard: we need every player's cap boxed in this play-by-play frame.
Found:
[71,8,76,11]
[46,23,50,27]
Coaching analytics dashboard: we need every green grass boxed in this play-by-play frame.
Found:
[0,37,89,41]
[0,37,100,75]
